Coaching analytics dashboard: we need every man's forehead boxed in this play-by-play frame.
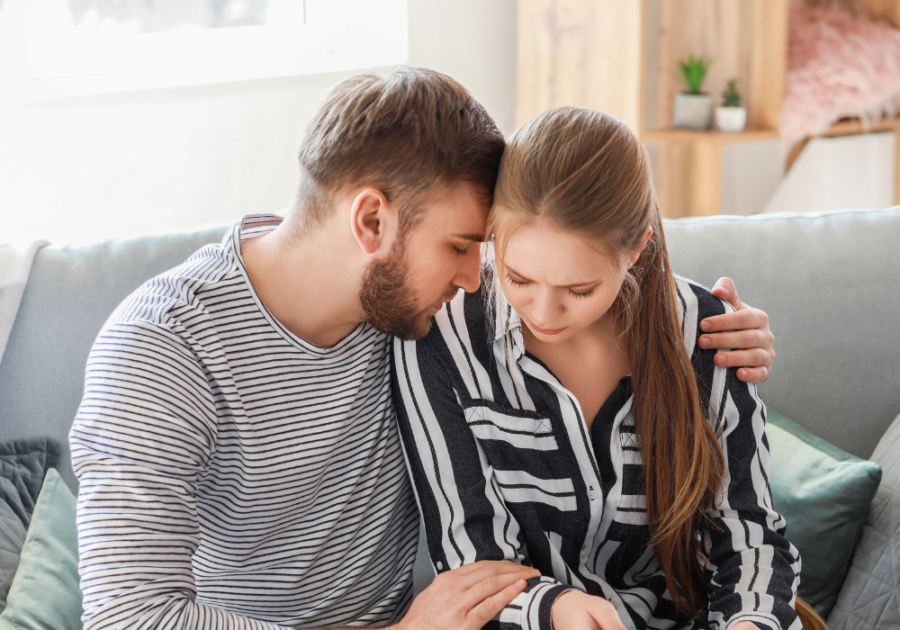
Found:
[421,184,490,240]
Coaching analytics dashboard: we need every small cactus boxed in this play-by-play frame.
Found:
[722,79,741,108]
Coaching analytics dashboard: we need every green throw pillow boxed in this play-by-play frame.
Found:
[768,409,882,619]
[0,469,82,630]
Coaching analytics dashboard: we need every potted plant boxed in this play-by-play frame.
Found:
[716,78,747,133]
[673,54,713,129]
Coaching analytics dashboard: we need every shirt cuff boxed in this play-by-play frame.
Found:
[501,577,576,630]
[724,611,781,630]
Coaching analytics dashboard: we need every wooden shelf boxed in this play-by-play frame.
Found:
[642,127,779,144]
[516,0,900,217]
[821,116,900,138]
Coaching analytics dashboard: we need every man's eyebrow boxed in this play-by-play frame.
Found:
[505,264,601,289]
[452,233,487,242]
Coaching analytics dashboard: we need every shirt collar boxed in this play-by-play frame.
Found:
[492,288,527,361]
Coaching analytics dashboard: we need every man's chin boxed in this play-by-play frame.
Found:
[370,312,436,341]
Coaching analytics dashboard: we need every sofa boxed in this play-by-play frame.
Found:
[0,207,898,627]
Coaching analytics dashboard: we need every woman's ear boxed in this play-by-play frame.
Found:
[629,225,654,267]
[350,188,397,255]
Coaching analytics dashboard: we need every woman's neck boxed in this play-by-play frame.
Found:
[521,313,630,430]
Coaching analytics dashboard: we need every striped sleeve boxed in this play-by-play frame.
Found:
[392,336,573,630]
[69,320,287,630]
[682,285,802,630]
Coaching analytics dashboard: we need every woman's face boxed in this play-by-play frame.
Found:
[499,219,637,344]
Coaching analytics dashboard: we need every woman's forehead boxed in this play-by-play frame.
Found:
[501,222,619,281]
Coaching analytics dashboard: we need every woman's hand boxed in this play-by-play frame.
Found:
[395,560,540,630]
[551,590,626,630]
[699,277,775,384]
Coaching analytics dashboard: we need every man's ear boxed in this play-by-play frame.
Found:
[349,188,397,255]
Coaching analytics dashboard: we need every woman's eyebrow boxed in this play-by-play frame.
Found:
[505,264,600,289]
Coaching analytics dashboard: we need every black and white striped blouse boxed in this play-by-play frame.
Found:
[70,215,419,629]
[392,274,801,630]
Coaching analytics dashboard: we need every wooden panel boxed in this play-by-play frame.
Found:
[650,139,724,217]
[515,0,643,132]
[686,140,722,216]
[653,0,788,131]
[643,127,779,144]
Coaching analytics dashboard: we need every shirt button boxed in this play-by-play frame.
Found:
[436,561,443,570]
[580,548,587,558]
[589,489,597,500]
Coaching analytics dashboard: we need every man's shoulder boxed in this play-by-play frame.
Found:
[107,240,240,333]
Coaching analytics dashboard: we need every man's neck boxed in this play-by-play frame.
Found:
[241,216,367,348]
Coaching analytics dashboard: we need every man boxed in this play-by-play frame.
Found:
[70,67,775,630]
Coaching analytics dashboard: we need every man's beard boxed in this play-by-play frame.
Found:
[359,238,456,341]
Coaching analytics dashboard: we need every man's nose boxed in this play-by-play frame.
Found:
[453,249,481,294]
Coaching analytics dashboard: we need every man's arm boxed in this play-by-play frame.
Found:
[701,277,776,384]
[73,319,530,630]
[71,321,290,630]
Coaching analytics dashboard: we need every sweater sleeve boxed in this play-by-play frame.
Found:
[391,336,574,630]
[69,320,288,630]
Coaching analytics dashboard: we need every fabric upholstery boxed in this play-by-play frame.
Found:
[767,409,882,617]
[665,207,900,459]
[0,226,228,490]
[0,469,81,630]
[828,413,900,629]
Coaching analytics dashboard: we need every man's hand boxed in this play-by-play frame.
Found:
[394,561,540,630]
[699,277,775,384]
[551,590,626,630]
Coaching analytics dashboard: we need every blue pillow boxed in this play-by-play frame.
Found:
[768,409,882,618]
[0,469,82,630]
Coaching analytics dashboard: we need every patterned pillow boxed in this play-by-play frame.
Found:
[828,413,900,629]
[0,438,61,610]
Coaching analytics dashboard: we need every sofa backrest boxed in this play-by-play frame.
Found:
[1,207,898,491]
[665,207,900,460]
[0,226,229,489]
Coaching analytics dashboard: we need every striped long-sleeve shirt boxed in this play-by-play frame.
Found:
[69,214,419,630]
[392,274,801,630]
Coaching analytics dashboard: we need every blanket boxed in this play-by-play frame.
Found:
[0,241,48,367]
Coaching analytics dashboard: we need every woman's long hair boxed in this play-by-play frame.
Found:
[487,107,724,617]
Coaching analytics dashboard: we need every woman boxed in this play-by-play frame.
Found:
[393,108,805,630]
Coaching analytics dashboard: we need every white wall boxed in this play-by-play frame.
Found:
[0,0,517,246]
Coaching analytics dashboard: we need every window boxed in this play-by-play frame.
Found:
[0,0,409,107]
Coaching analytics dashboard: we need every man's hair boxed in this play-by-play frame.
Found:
[295,67,506,232]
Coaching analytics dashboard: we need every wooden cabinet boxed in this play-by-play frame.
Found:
[515,0,900,217]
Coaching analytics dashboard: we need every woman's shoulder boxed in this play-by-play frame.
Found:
[673,274,733,334]
[672,274,736,377]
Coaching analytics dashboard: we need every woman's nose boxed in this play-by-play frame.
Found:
[531,290,562,326]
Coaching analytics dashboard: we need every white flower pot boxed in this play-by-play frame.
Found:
[672,93,713,129]
[716,107,747,133]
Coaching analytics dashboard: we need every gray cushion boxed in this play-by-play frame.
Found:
[0,226,228,491]
[828,412,900,629]
[665,207,900,459]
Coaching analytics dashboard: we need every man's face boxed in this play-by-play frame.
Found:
[359,182,487,340]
